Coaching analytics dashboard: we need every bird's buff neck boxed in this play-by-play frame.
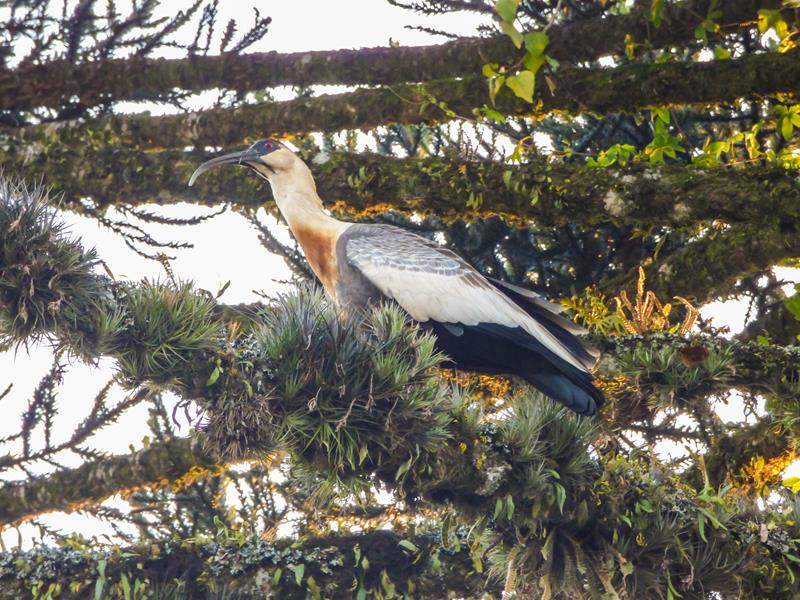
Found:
[267,162,345,234]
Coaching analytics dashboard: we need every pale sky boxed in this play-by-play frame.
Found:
[1,0,797,548]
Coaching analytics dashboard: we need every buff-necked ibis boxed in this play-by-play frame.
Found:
[189,139,604,415]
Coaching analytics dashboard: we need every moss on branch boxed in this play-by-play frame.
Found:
[5,145,800,234]
[602,222,800,305]
[0,437,216,527]
[0,530,484,599]
[10,48,800,149]
[0,0,781,113]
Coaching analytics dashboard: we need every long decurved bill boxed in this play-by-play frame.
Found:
[188,149,255,187]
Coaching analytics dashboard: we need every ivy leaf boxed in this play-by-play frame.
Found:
[495,0,520,23]
[506,70,535,103]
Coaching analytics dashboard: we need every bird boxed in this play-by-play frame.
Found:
[189,139,604,415]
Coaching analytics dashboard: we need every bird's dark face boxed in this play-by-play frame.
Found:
[188,138,293,186]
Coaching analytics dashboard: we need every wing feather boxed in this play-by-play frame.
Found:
[345,226,590,371]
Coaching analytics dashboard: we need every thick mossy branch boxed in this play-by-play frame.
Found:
[7,146,800,232]
[0,437,216,527]
[604,222,800,304]
[0,0,779,113]
[10,48,800,149]
[0,530,486,599]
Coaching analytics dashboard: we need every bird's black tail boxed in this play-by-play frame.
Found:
[521,369,604,416]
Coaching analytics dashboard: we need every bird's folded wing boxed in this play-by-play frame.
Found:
[343,225,589,371]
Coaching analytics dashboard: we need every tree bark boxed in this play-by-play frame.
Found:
[6,146,800,232]
[0,0,783,113]
[0,437,216,527]
[9,48,800,149]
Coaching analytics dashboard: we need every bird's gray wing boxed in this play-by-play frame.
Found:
[343,225,588,371]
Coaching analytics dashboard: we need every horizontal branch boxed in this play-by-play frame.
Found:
[6,145,800,232]
[0,0,779,113]
[0,437,216,526]
[0,530,484,599]
[10,47,800,149]
[603,222,800,304]
[3,332,796,527]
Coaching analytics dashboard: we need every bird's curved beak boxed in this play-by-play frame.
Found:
[188,147,261,187]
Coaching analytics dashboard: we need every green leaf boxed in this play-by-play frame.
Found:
[272,568,282,586]
[120,573,131,600]
[666,574,683,598]
[471,553,484,574]
[205,366,221,387]
[780,116,794,140]
[785,476,800,493]
[698,511,707,542]
[356,587,367,600]
[522,53,545,75]
[395,455,414,480]
[307,575,321,599]
[506,495,515,520]
[785,290,800,319]
[506,70,535,103]
[494,497,504,520]
[291,563,305,586]
[651,0,664,27]
[499,20,523,48]
[399,539,420,553]
[523,31,549,57]
[652,107,670,124]
[555,482,566,514]
[713,46,731,60]
[495,0,520,22]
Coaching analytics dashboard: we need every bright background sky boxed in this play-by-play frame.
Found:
[1,0,798,548]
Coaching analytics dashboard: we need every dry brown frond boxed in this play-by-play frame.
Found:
[613,267,699,334]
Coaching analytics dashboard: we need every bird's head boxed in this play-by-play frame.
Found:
[188,138,299,186]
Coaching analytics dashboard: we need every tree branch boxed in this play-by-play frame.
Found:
[6,146,800,233]
[603,222,800,303]
[0,437,217,527]
[9,48,800,149]
[0,0,783,113]
[0,530,485,599]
